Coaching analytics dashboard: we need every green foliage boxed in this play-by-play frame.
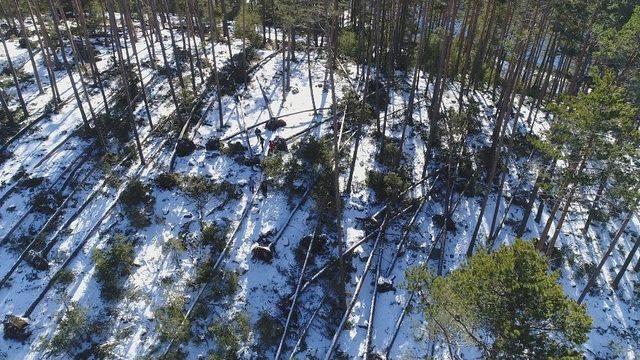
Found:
[194,261,238,300]
[179,174,217,198]
[407,240,591,358]
[222,141,247,156]
[312,169,337,215]
[201,223,228,253]
[538,71,639,211]
[120,180,152,207]
[208,312,250,359]
[234,3,262,45]
[164,236,186,253]
[53,268,75,286]
[296,137,334,168]
[340,89,374,128]
[179,175,239,205]
[367,170,409,203]
[377,142,403,168]
[92,234,136,300]
[125,208,152,228]
[156,296,190,344]
[255,312,283,349]
[46,303,91,355]
[594,6,640,105]
[337,29,359,61]
[156,172,180,190]
[262,153,285,180]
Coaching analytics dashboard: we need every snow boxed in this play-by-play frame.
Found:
[0,17,638,360]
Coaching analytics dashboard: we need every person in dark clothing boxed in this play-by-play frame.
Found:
[248,177,256,193]
[255,128,265,151]
[260,181,268,197]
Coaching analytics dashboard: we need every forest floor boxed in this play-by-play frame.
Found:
[0,19,639,360]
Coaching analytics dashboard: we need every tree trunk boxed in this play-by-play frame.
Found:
[0,35,28,116]
[48,0,91,132]
[328,0,345,309]
[345,128,361,194]
[208,0,224,129]
[27,0,60,109]
[578,211,635,304]
[11,1,43,94]
[306,34,317,115]
[516,172,541,238]
[582,171,608,236]
[150,0,180,112]
[120,0,153,127]
[612,235,640,289]
[106,0,145,165]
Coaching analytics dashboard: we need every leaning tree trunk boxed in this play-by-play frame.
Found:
[135,0,157,67]
[306,34,317,115]
[582,171,609,236]
[56,0,101,131]
[516,172,541,238]
[48,0,92,132]
[537,147,590,251]
[0,89,14,124]
[27,0,60,108]
[0,34,29,116]
[161,0,187,91]
[106,0,145,165]
[578,211,635,304]
[207,0,224,129]
[150,0,180,113]
[612,235,640,289]
[120,0,153,127]
[219,0,233,58]
[11,1,44,94]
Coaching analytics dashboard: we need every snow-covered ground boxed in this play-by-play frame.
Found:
[0,18,638,360]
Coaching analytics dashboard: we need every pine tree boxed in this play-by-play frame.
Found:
[407,240,592,358]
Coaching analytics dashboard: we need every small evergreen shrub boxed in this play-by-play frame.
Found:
[120,180,152,207]
[92,234,135,300]
[367,170,408,202]
[222,142,247,156]
[156,172,180,190]
[262,153,284,180]
[32,191,59,215]
[156,296,190,344]
[125,208,152,228]
[377,142,402,168]
[208,312,250,359]
[255,312,283,348]
[45,303,91,355]
[201,223,228,253]
[179,175,216,197]
[53,268,75,286]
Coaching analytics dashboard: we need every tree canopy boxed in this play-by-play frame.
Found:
[407,240,592,358]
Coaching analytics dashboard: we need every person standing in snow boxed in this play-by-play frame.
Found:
[255,128,265,151]
[248,177,256,193]
[260,181,268,197]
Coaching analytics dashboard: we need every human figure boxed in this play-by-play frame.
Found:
[248,177,256,193]
[260,181,268,197]
[255,128,264,151]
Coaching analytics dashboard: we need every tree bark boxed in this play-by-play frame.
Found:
[612,235,640,289]
[578,211,635,304]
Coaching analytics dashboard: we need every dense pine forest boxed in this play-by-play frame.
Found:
[0,0,639,358]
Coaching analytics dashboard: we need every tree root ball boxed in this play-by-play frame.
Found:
[3,315,31,341]
[265,118,287,131]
